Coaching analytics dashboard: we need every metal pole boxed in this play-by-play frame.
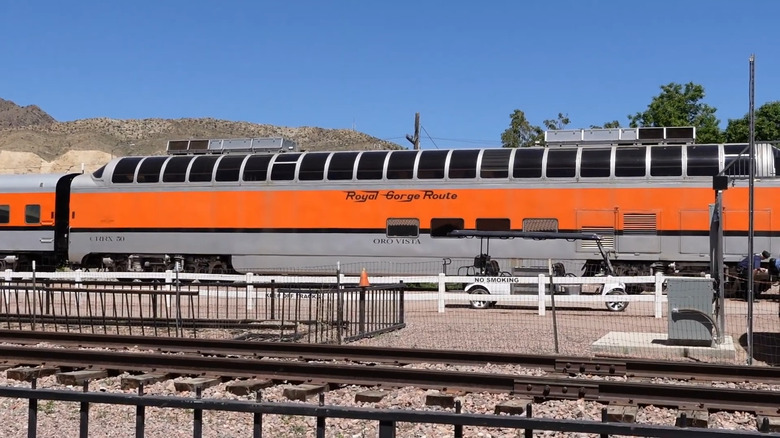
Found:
[716,192,726,344]
[31,261,36,331]
[548,258,559,354]
[175,258,182,337]
[746,54,756,365]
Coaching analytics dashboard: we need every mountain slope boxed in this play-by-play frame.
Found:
[0,98,403,174]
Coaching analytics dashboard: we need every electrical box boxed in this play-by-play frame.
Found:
[667,278,715,346]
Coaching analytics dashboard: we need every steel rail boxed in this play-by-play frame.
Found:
[0,330,778,385]
[0,345,518,393]
[0,344,779,415]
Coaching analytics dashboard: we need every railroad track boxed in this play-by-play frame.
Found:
[0,329,778,385]
[0,342,778,418]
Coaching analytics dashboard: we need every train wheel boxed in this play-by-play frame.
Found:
[468,287,491,310]
[604,290,629,312]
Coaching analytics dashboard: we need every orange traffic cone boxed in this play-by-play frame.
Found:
[359,268,371,287]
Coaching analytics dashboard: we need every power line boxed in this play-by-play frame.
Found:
[420,125,440,150]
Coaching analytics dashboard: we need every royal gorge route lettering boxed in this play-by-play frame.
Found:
[345,190,458,202]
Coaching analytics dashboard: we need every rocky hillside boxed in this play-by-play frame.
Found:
[0,98,402,174]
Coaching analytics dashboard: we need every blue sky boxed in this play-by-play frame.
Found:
[1,1,778,148]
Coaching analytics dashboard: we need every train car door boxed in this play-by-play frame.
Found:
[680,210,708,254]
[54,174,79,257]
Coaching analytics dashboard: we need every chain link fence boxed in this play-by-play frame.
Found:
[1,260,778,366]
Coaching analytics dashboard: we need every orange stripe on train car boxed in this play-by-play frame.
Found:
[0,193,57,227]
[68,186,779,231]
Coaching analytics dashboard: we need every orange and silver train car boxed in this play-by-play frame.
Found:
[60,133,780,280]
[0,173,77,270]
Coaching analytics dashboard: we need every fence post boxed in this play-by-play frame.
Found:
[270,279,276,320]
[537,274,546,316]
[246,273,254,311]
[3,269,11,307]
[398,281,405,325]
[164,270,173,311]
[437,273,446,313]
[28,379,38,438]
[359,287,366,334]
[75,268,83,303]
[654,273,664,319]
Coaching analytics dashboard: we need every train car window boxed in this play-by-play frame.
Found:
[25,204,40,224]
[189,155,220,182]
[0,205,8,224]
[614,147,646,177]
[111,157,143,184]
[162,156,194,183]
[387,151,418,180]
[136,157,167,183]
[476,218,510,231]
[92,165,105,179]
[775,147,780,177]
[723,144,750,176]
[512,149,544,178]
[327,152,358,180]
[298,153,329,181]
[356,151,388,180]
[387,218,420,238]
[417,150,448,179]
[448,150,479,179]
[580,148,612,178]
[650,146,682,177]
[522,218,558,232]
[685,145,718,176]
[430,218,465,237]
[270,153,301,181]
[215,155,247,182]
[546,149,577,178]
[243,155,272,181]
[480,149,511,178]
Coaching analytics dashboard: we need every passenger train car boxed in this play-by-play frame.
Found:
[1,129,779,282]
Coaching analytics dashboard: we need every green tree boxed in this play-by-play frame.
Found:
[543,113,570,131]
[501,109,543,148]
[724,101,780,142]
[590,120,621,129]
[629,82,724,143]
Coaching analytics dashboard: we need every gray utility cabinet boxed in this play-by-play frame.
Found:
[666,278,715,346]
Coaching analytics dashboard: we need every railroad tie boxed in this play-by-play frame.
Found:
[494,398,532,416]
[56,370,109,386]
[6,366,58,382]
[354,390,388,403]
[425,390,456,409]
[174,377,221,393]
[283,383,328,401]
[120,373,172,390]
[225,378,274,396]
[605,404,638,423]
[757,416,780,433]
[675,409,708,428]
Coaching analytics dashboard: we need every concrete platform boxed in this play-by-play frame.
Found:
[591,332,736,361]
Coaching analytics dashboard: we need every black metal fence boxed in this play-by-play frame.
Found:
[0,384,768,438]
[0,277,405,343]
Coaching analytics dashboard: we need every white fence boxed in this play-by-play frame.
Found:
[1,269,690,319]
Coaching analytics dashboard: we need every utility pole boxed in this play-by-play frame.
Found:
[405,112,420,150]
[746,54,756,365]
